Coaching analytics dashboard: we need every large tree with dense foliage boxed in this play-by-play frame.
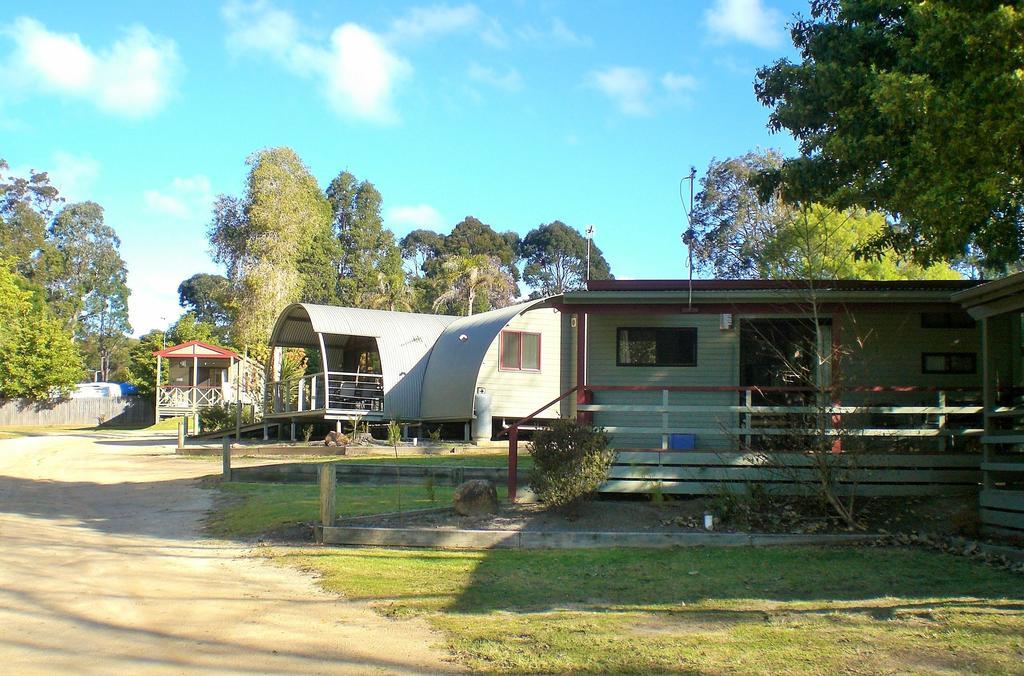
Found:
[0,262,82,398]
[399,228,445,278]
[178,273,234,328]
[688,150,959,280]
[2,160,133,380]
[326,170,405,308]
[400,216,521,311]
[0,160,61,281]
[520,221,612,297]
[209,147,332,355]
[754,0,1024,270]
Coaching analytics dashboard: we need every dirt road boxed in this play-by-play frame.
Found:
[0,430,455,674]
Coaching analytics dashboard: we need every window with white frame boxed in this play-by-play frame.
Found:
[500,330,541,371]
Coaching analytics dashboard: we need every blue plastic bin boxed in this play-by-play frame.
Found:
[668,433,696,450]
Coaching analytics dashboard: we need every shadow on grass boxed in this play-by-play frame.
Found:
[448,546,1024,612]
[291,544,1024,615]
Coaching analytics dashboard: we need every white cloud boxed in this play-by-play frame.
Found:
[223,0,301,59]
[388,4,482,42]
[222,1,409,123]
[386,204,444,230]
[704,0,784,48]
[323,24,410,122]
[467,62,521,91]
[518,17,591,47]
[478,18,508,48]
[2,17,180,118]
[48,152,100,201]
[7,152,100,202]
[585,67,652,116]
[387,4,512,48]
[143,175,213,221]
[661,71,698,93]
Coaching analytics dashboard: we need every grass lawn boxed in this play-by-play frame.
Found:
[280,545,1024,673]
[209,481,509,537]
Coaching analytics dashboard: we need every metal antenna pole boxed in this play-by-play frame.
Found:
[585,224,595,284]
[680,167,697,310]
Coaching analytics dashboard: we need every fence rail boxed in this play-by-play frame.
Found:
[0,396,152,427]
[577,385,983,452]
[601,451,982,497]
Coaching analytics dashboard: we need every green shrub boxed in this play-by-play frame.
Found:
[198,403,255,434]
[528,418,613,508]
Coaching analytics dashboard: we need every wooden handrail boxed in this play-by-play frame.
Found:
[497,385,579,438]
[500,385,579,504]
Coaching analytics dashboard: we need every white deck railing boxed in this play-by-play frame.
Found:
[576,385,984,451]
[265,371,384,417]
[157,386,226,410]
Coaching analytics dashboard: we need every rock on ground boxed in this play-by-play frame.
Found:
[453,479,499,516]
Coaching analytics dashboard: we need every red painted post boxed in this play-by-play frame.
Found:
[508,427,518,503]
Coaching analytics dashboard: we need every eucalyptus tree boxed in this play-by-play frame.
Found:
[326,170,406,308]
[520,221,612,296]
[209,147,332,355]
[688,150,958,280]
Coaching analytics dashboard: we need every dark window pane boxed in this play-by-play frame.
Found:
[921,312,976,329]
[618,327,696,366]
[501,332,520,369]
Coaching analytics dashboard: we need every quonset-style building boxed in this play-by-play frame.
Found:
[264,299,573,440]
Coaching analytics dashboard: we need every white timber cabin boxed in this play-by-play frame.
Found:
[154,340,260,427]
[264,299,572,439]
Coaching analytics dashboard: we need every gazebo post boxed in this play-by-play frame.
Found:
[192,355,200,432]
[155,354,162,421]
[192,355,199,408]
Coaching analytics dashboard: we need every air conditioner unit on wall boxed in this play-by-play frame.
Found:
[720,313,734,330]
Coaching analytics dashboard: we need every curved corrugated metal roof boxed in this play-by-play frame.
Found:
[269,304,457,419]
[419,298,554,421]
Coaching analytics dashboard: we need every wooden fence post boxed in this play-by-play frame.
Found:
[937,390,947,452]
[508,427,518,503]
[177,419,185,450]
[221,435,232,481]
[661,389,669,450]
[319,462,337,537]
[744,389,752,449]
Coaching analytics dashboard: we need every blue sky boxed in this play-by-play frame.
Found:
[1,0,806,335]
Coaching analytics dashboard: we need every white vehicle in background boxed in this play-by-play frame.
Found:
[71,382,124,398]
